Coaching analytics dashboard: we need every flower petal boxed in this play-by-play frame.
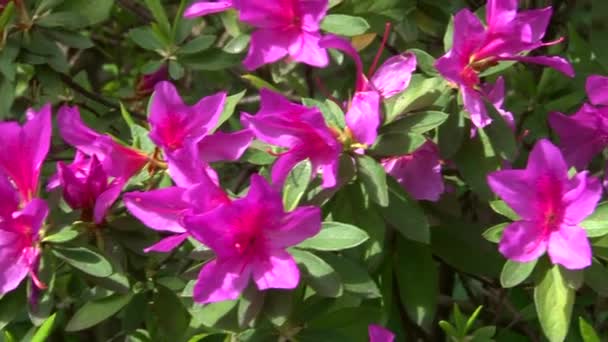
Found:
[183,0,233,18]
[497,55,574,78]
[193,258,251,304]
[487,169,535,219]
[252,250,299,290]
[198,129,254,163]
[268,206,321,248]
[586,75,608,106]
[288,31,329,68]
[370,53,417,98]
[562,171,602,225]
[462,87,491,129]
[369,325,395,342]
[93,181,124,224]
[243,29,291,71]
[345,91,380,146]
[499,220,547,263]
[526,139,569,183]
[124,187,189,233]
[144,233,189,253]
[548,225,592,269]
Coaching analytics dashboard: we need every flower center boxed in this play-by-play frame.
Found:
[158,114,186,150]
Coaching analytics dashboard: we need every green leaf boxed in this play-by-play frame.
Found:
[237,284,264,328]
[584,260,608,296]
[283,159,313,211]
[262,290,292,327]
[290,249,343,297]
[438,108,466,159]
[579,317,601,342]
[321,253,380,298]
[144,0,172,38]
[129,27,164,51]
[31,313,57,342]
[152,286,190,340]
[56,0,114,26]
[534,265,575,342]
[481,222,508,243]
[213,90,246,132]
[370,132,426,157]
[297,222,369,251]
[301,98,346,129]
[223,34,250,54]
[453,130,500,200]
[43,29,94,49]
[385,76,447,122]
[500,260,537,288]
[0,288,26,331]
[52,245,113,277]
[581,202,608,237]
[407,48,437,76]
[65,294,133,331]
[382,111,449,134]
[356,155,389,207]
[36,11,88,29]
[395,237,438,328]
[179,35,216,55]
[483,101,518,162]
[489,200,520,221]
[321,14,370,36]
[0,2,14,31]
[42,225,80,244]
[381,177,430,244]
[169,60,185,80]
[241,74,280,92]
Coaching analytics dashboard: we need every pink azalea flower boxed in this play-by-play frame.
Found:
[0,105,51,202]
[319,34,417,99]
[242,89,342,188]
[435,0,574,129]
[549,104,608,170]
[184,0,233,18]
[57,105,149,181]
[319,34,417,146]
[487,139,602,269]
[47,153,123,224]
[183,174,321,304]
[136,64,169,96]
[586,75,608,106]
[124,171,229,253]
[234,0,330,70]
[382,141,444,201]
[0,173,49,294]
[149,81,253,187]
[549,75,608,169]
[368,325,395,342]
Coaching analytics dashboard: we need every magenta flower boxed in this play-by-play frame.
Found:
[0,173,48,294]
[435,0,574,128]
[234,0,329,70]
[149,81,253,187]
[136,64,169,96]
[48,153,123,224]
[487,139,602,269]
[184,0,233,18]
[319,34,416,146]
[549,75,608,169]
[183,174,321,304]
[382,141,444,201]
[0,105,51,202]
[57,105,149,181]
[369,325,395,342]
[124,171,229,253]
[586,75,608,106]
[242,89,342,188]
[549,104,608,170]
[319,34,417,99]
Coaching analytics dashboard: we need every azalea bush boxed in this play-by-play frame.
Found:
[1,0,608,341]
